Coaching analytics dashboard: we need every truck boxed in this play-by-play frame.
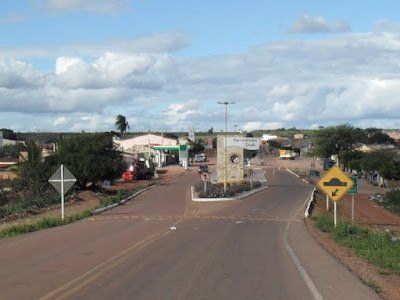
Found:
[136,159,155,179]
[120,159,155,181]
[279,147,296,160]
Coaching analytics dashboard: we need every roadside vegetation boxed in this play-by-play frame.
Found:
[314,213,400,273]
[0,187,144,239]
[195,181,261,198]
[376,190,400,215]
[311,125,400,181]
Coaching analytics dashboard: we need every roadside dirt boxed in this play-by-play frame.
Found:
[249,154,400,298]
[0,165,188,230]
[282,156,400,299]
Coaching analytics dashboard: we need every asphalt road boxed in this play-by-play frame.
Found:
[0,166,380,299]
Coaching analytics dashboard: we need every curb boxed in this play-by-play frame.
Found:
[91,182,164,215]
[304,188,316,218]
[191,185,269,202]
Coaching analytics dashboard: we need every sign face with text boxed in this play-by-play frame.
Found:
[317,165,353,202]
[226,137,260,150]
[348,176,358,194]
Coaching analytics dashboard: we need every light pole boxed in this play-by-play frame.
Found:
[217,101,235,193]
[234,124,238,132]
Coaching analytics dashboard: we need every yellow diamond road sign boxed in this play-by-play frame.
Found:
[317,165,354,202]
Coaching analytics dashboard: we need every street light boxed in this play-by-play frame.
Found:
[217,101,236,193]
[234,124,238,132]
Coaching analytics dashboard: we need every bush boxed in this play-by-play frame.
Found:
[378,190,400,214]
[0,193,59,218]
[195,181,261,198]
[100,189,131,207]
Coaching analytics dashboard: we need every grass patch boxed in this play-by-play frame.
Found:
[364,279,382,294]
[0,193,60,218]
[314,213,400,272]
[0,187,142,239]
[0,210,91,239]
[377,190,400,215]
[99,189,135,207]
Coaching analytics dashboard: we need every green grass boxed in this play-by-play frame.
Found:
[0,188,141,239]
[314,213,400,272]
[378,190,400,215]
[0,194,60,218]
[0,210,92,238]
[99,189,134,207]
[364,279,382,294]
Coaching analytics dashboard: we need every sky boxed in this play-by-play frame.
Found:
[1,0,400,133]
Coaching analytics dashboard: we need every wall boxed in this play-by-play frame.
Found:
[217,134,244,184]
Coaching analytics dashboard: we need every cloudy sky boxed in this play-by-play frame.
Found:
[1,0,400,133]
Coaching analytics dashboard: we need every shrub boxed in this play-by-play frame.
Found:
[100,189,131,207]
[0,193,59,218]
[195,181,261,198]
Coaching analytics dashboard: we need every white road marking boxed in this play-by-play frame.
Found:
[284,189,323,300]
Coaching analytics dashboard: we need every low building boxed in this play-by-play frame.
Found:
[386,131,400,141]
[355,144,395,153]
[113,133,179,167]
[294,133,305,140]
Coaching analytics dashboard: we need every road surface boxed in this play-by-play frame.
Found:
[0,166,379,299]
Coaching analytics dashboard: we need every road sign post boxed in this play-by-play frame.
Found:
[326,194,329,211]
[317,166,354,227]
[48,164,77,219]
[201,172,210,193]
[348,176,358,223]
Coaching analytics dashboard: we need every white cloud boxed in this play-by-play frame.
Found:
[0,32,188,59]
[289,15,350,33]
[3,27,400,131]
[269,84,292,98]
[0,58,46,88]
[53,116,67,126]
[243,122,284,131]
[43,0,126,14]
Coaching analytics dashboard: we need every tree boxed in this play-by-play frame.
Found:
[0,144,26,159]
[15,142,55,196]
[115,115,129,135]
[56,133,125,189]
[208,127,214,134]
[0,128,17,140]
[368,132,394,144]
[311,124,366,158]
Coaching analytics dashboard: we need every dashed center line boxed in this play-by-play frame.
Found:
[87,215,301,223]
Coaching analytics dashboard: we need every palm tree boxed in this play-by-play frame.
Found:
[115,114,130,135]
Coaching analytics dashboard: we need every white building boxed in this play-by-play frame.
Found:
[261,134,278,141]
[113,134,179,167]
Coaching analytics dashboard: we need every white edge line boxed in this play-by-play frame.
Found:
[284,188,323,300]
[286,168,300,178]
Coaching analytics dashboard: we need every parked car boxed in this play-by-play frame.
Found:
[194,153,207,162]
[198,165,209,174]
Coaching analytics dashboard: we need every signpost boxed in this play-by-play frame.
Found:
[48,164,77,219]
[179,144,189,169]
[348,176,359,223]
[201,172,210,193]
[317,165,354,227]
[248,169,255,188]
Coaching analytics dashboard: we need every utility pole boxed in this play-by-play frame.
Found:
[217,101,235,193]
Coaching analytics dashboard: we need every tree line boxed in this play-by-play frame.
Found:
[311,124,399,180]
